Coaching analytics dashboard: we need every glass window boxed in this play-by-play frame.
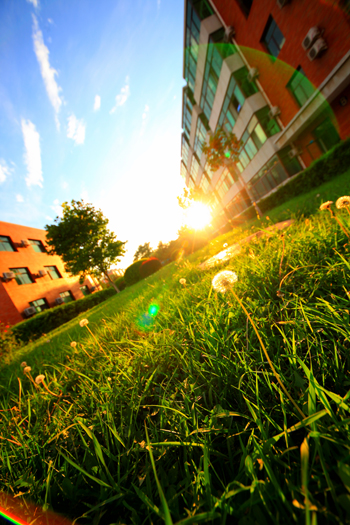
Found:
[29,239,46,253]
[190,155,200,181]
[60,291,74,303]
[278,147,302,176]
[200,29,236,121]
[0,236,15,252]
[313,117,340,153]
[261,16,285,58]
[184,2,202,91]
[182,89,194,139]
[227,191,250,217]
[80,285,90,296]
[236,0,253,17]
[11,268,33,285]
[247,156,288,201]
[256,107,281,137]
[181,135,190,167]
[29,298,49,313]
[191,0,214,20]
[200,173,211,193]
[45,266,61,280]
[215,168,235,199]
[287,67,316,107]
[181,161,188,180]
[194,117,207,158]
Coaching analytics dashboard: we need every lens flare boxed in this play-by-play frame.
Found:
[185,202,212,230]
[137,303,160,330]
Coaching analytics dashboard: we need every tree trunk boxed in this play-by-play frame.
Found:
[104,272,120,293]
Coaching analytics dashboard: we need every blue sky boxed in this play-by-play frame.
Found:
[0,0,186,268]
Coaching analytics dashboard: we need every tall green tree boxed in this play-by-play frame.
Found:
[133,242,153,262]
[45,200,126,293]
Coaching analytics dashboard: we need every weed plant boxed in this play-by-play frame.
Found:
[1,208,350,524]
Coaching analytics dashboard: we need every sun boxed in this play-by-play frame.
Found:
[185,201,212,230]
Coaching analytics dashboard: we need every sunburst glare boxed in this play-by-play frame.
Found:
[184,201,212,230]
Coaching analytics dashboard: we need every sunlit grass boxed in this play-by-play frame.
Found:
[1,173,350,524]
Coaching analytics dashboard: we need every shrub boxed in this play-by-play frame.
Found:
[114,275,126,291]
[0,322,21,363]
[12,288,116,344]
[139,257,162,278]
[123,259,148,286]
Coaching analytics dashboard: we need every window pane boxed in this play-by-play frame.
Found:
[80,285,90,296]
[45,266,61,280]
[60,291,74,303]
[11,268,33,285]
[30,298,49,313]
[245,138,258,160]
[0,236,14,252]
[29,239,46,253]
[252,123,267,148]
[262,17,285,58]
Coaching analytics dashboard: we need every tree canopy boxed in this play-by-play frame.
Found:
[45,200,126,292]
[133,242,153,262]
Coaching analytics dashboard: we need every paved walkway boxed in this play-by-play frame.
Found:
[199,219,294,270]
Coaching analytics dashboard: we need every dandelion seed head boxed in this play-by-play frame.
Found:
[107,377,111,381]
[70,341,77,348]
[179,278,186,285]
[35,374,45,384]
[212,270,238,293]
[23,366,31,374]
[223,243,228,248]
[320,201,333,210]
[336,196,350,209]
[20,361,27,368]
[79,319,89,327]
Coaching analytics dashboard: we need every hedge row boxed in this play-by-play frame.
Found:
[12,288,116,344]
[233,137,350,224]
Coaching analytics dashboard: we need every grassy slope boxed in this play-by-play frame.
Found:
[1,170,350,524]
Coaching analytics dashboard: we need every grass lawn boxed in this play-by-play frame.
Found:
[1,171,350,524]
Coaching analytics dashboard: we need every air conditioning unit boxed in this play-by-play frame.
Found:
[90,286,97,292]
[55,297,64,305]
[247,67,259,82]
[224,26,235,42]
[21,239,30,247]
[307,38,327,61]
[302,26,321,50]
[39,269,48,277]
[3,271,15,280]
[268,106,280,119]
[288,147,301,159]
[277,0,290,8]
[24,307,36,318]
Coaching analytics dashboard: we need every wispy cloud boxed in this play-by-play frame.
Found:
[16,194,24,203]
[32,15,63,129]
[140,104,150,136]
[21,119,43,188]
[51,198,62,217]
[67,114,86,145]
[27,0,39,8]
[0,159,10,183]
[94,95,101,111]
[110,76,130,114]
[62,181,68,189]
[157,0,161,9]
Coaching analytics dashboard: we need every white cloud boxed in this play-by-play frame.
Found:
[94,95,101,111]
[157,0,161,8]
[32,15,62,129]
[51,198,62,217]
[27,0,39,8]
[62,181,68,189]
[0,159,10,183]
[46,215,53,222]
[16,194,24,203]
[110,76,130,114]
[48,18,53,24]
[21,119,43,188]
[67,114,86,145]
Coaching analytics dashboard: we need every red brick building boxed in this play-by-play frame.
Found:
[0,221,97,326]
[180,0,350,231]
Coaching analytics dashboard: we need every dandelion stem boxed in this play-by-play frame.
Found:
[230,289,304,419]
[328,209,350,239]
[41,380,59,397]
[85,325,110,360]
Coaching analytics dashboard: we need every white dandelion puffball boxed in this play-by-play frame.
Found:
[23,366,31,374]
[35,374,46,385]
[179,278,186,285]
[223,243,228,248]
[20,361,27,368]
[70,341,77,348]
[336,196,350,209]
[212,270,238,293]
[319,201,333,210]
[79,319,89,327]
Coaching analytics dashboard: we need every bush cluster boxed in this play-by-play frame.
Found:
[113,275,126,291]
[12,288,116,343]
[139,257,162,278]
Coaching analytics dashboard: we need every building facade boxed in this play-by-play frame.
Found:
[0,221,97,326]
[180,0,350,232]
